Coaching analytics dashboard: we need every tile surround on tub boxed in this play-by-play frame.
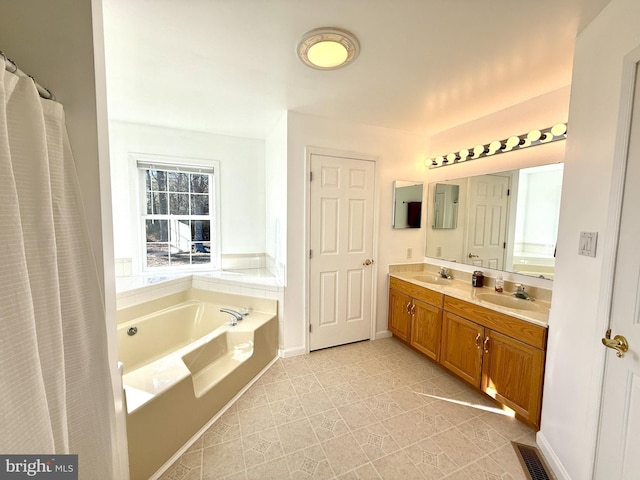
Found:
[116,268,284,309]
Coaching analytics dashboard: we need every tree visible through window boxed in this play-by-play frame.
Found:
[142,166,214,268]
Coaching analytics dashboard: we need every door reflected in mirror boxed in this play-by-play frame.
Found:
[393,181,423,229]
[425,163,563,279]
[432,183,459,229]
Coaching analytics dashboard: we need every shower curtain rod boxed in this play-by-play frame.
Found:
[1,51,55,101]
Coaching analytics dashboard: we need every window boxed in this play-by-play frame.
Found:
[139,159,217,270]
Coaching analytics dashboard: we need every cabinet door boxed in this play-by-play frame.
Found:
[440,312,484,387]
[410,299,442,361]
[388,288,411,342]
[481,329,545,427]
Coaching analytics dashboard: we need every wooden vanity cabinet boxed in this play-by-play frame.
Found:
[443,296,547,428]
[388,277,443,360]
[388,287,412,342]
[440,311,483,386]
[481,329,545,424]
[388,277,547,428]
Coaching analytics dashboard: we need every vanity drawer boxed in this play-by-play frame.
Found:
[390,277,443,308]
[444,296,547,349]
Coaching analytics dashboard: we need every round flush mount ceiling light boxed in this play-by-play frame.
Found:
[297,27,360,70]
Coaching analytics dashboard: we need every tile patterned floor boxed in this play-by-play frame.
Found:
[158,337,536,480]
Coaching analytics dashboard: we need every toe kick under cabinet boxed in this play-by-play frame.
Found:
[388,277,547,429]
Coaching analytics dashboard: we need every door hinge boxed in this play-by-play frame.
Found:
[503,242,506,249]
[309,324,312,333]
[310,171,313,182]
[309,249,313,259]
[507,188,510,196]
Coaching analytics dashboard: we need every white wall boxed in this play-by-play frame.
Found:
[538,0,640,478]
[265,112,288,279]
[108,121,266,272]
[283,111,428,354]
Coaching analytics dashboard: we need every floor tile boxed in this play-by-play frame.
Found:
[204,408,241,447]
[309,408,350,442]
[336,462,383,479]
[403,437,458,479]
[263,378,297,403]
[431,426,486,468]
[241,427,284,468]
[157,337,539,480]
[326,383,361,408]
[276,417,319,454]
[337,399,378,431]
[321,432,369,476]
[298,389,335,417]
[269,396,306,425]
[201,438,245,479]
[237,403,275,436]
[314,367,348,388]
[372,449,424,480]
[245,456,291,480]
[352,422,400,461]
[285,444,335,479]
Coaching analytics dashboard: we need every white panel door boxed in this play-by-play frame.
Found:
[594,63,640,479]
[309,154,375,351]
[466,175,510,270]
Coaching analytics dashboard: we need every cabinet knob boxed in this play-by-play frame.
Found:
[475,333,481,349]
[483,336,490,353]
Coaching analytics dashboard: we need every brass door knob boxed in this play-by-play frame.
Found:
[362,259,374,266]
[602,329,629,358]
[468,253,479,258]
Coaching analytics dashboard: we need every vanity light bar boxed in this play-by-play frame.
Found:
[426,123,568,169]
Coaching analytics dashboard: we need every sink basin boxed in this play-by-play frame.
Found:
[475,293,544,312]
[413,275,453,285]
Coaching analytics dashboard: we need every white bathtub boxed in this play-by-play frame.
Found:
[117,288,278,480]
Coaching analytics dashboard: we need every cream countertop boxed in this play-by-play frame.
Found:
[390,270,550,328]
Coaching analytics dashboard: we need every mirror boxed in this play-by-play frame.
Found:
[432,183,459,229]
[393,181,424,229]
[425,164,563,279]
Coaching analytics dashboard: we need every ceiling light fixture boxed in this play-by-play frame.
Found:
[426,123,568,168]
[297,27,360,70]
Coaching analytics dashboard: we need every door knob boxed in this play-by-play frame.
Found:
[468,253,479,259]
[602,329,629,358]
[362,259,374,266]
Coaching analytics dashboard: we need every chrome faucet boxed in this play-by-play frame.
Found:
[512,284,532,301]
[220,308,244,326]
[438,267,452,279]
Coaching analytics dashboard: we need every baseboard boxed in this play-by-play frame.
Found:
[375,330,393,340]
[278,346,307,358]
[536,431,571,480]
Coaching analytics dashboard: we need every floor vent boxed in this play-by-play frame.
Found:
[512,442,555,480]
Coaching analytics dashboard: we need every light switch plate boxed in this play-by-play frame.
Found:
[579,232,598,257]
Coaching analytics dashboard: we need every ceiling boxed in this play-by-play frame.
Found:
[102,0,611,140]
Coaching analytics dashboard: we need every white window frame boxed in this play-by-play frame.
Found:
[133,153,221,273]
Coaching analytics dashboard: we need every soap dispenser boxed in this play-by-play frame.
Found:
[495,274,504,293]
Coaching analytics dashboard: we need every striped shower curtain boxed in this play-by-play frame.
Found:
[0,58,116,478]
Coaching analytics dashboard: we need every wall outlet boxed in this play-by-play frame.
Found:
[407,248,413,259]
[579,232,598,257]
[436,246,442,257]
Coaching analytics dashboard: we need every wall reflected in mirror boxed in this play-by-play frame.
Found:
[393,181,423,229]
[425,163,563,279]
